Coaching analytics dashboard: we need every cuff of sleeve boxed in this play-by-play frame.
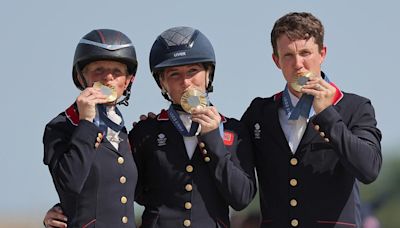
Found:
[198,128,227,159]
[312,106,342,141]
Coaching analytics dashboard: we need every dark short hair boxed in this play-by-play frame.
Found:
[271,12,324,56]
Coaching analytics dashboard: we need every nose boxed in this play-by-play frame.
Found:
[294,54,304,69]
[183,77,192,88]
[103,71,114,83]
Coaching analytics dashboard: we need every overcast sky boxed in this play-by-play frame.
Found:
[1,0,398,222]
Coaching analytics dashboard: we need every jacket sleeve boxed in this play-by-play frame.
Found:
[198,123,257,211]
[43,119,101,194]
[128,123,146,206]
[312,99,382,184]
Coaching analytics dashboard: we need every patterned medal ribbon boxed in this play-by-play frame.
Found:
[94,104,125,136]
[168,105,200,137]
[282,74,331,120]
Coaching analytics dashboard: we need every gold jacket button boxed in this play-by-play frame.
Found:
[204,157,211,163]
[291,219,299,227]
[121,196,127,204]
[199,142,205,148]
[290,178,298,187]
[324,138,330,142]
[319,132,326,137]
[290,158,298,166]
[183,219,191,227]
[122,216,128,224]
[184,202,192,209]
[185,184,193,192]
[120,176,126,184]
[290,199,298,207]
[118,157,124,164]
[186,165,194,173]
[202,149,208,155]
[314,125,320,131]
[97,133,103,142]
[94,142,100,148]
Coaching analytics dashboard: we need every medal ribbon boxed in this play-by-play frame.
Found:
[168,104,225,137]
[94,104,125,136]
[282,74,331,120]
[168,105,199,137]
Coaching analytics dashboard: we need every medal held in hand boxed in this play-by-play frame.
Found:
[93,82,117,102]
[291,71,313,92]
[180,88,208,113]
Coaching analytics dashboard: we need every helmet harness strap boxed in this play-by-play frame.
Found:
[76,64,88,89]
[117,78,133,106]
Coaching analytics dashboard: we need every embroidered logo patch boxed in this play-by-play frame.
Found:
[157,133,167,146]
[223,131,234,146]
[254,123,261,139]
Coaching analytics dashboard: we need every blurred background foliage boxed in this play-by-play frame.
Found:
[230,147,400,228]
[359,147,400,228]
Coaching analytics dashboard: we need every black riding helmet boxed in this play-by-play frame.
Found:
[72,29,138,105]
[149,26,216,100]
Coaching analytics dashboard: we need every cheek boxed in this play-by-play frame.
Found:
[114,77,130,92]
[192,75,207,90]
[84,75,97,87]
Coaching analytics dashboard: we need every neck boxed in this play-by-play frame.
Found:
[287,86,302,98]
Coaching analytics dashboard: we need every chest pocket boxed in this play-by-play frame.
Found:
[301,142,339,173]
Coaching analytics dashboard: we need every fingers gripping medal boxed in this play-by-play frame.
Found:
[93,82,117,102]
[180,88,208,113]
[291,72,313,92]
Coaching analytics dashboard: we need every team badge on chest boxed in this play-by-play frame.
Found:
[254,123,261,139]
[157,133,167,146]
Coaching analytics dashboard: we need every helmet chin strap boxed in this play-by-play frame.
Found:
[117,78,133,106]
[76,65,88,90]
[205,68,213,93]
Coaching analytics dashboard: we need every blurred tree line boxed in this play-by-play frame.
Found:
[231,147,400,228]
[360,147,400,228]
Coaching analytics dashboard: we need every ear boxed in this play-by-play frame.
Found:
[272,53,281,69]
[319,46,327,65]
[125,75,135,89]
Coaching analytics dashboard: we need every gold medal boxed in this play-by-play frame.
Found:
[93,82,117,102]
[290,72,313,92]
[180,88,208,113]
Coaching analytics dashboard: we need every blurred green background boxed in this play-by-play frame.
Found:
[232,147,400,228]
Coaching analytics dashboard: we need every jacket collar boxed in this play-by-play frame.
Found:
[65,103,79,126]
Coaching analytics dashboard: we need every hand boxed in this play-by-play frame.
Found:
[301,77,336,114]
[76,87,108,122]
[139,112,156,121]
[43,205,68,228]
[191,106,221,134]
[132,112,156,127]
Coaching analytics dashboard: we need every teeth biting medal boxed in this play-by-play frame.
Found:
[93,82,117,102]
